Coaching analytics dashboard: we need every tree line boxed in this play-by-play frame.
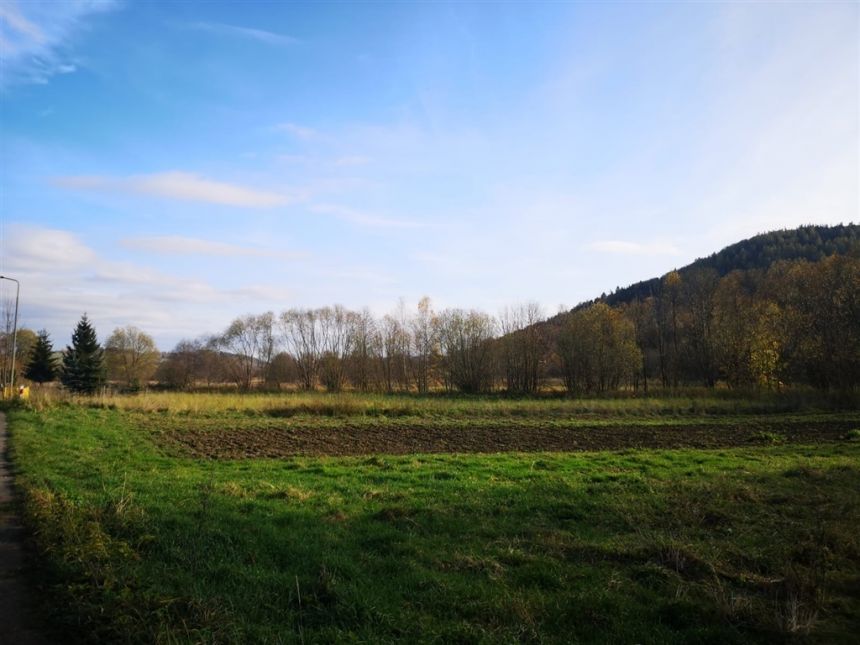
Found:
[4,254,859,395]
[600,223,859,308]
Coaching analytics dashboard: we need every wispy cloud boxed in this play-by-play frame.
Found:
[0,0,117,88]
[274,122,318,140]
[54,171,290,207]
[188,21,298,47]
[2,225,296,346]
[587,240,682,256]
[5,225,97,271]
[0,2,44,41]
[311,203,423,229]
[120,235,275,258]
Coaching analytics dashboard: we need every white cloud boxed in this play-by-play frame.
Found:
[0,0,117,88]
[0,2,44,42]
[54,171,290,207]
[229,285,294,301]
[4,225,97,271]
[120,235,306,259]
[1,225,297,347]
[188,21,298,47]
[587,240,682,256]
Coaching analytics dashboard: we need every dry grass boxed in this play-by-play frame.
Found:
[20,385,853,419]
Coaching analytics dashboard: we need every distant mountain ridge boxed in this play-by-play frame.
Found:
[578,223,859,311]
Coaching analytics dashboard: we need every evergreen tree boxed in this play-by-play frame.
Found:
[61,315,105,394]
[24,329,57,383]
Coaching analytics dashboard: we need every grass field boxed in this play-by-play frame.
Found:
[6,393,860,643]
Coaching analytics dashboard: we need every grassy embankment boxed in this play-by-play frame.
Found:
[6,392,860,643]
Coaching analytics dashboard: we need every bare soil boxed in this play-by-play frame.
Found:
[162,419,857,459]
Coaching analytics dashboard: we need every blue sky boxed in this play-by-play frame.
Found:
[1,1,858,348]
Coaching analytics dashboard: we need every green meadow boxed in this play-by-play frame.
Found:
[6,394,860,643]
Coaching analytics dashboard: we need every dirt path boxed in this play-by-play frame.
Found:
[0,413,52,645]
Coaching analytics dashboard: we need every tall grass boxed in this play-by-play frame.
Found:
[20,385,854,418]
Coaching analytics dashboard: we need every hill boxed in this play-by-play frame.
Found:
[581,223,859,311]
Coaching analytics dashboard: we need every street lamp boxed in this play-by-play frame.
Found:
[0,276,20,396]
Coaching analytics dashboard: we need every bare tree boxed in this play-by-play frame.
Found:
[218,312,275,390]
[683,268,720,387]
[159,339,196,389]
[712,272,757,388]
[158,337,214,390]
[279,309,322,390]
[380,312,410,392]
[410,296,438,393]
[437,309,496,393]
[498,302,545,394]
[318,305,357,392]
[267,351,297,389]
[105,325,161,390]
[620,297,659,393]
[199,335,228,387]
[348,308,381,391]
[558,303,640,394]
[659,270,683,387]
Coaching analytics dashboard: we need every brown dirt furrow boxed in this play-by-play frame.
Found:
[162,420,856,459]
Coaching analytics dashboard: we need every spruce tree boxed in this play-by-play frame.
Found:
[61,315,105,394]
[24,329,57,384]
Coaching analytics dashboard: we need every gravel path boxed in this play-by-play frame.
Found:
[0,413,52,645]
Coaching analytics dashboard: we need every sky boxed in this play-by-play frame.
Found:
[1,1,858,349]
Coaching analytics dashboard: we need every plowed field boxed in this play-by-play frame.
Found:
[163,419,856,458]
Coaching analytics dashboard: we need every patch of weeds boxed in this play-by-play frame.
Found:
[546,503,584,522]
[750,431,787,445]
[372,506,418,527]
[701,576,756,628]
[216,481,248,498]
[21,487,162,639]
[440,554,505,580]
[783,466,823,479]
[768,564,828,637]
[845,428,860,441]
[262,485,314,502]
[363,456,391,469]
[589,473,621,483]
[647,537,715,580]
[292,565,341,630]
[530,459,556,471]
[728,484,761,503]
[631,562,674,589]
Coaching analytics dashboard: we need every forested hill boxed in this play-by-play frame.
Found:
[590,223,859,309]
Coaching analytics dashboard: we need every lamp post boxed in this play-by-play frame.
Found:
[0,276,20,396]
